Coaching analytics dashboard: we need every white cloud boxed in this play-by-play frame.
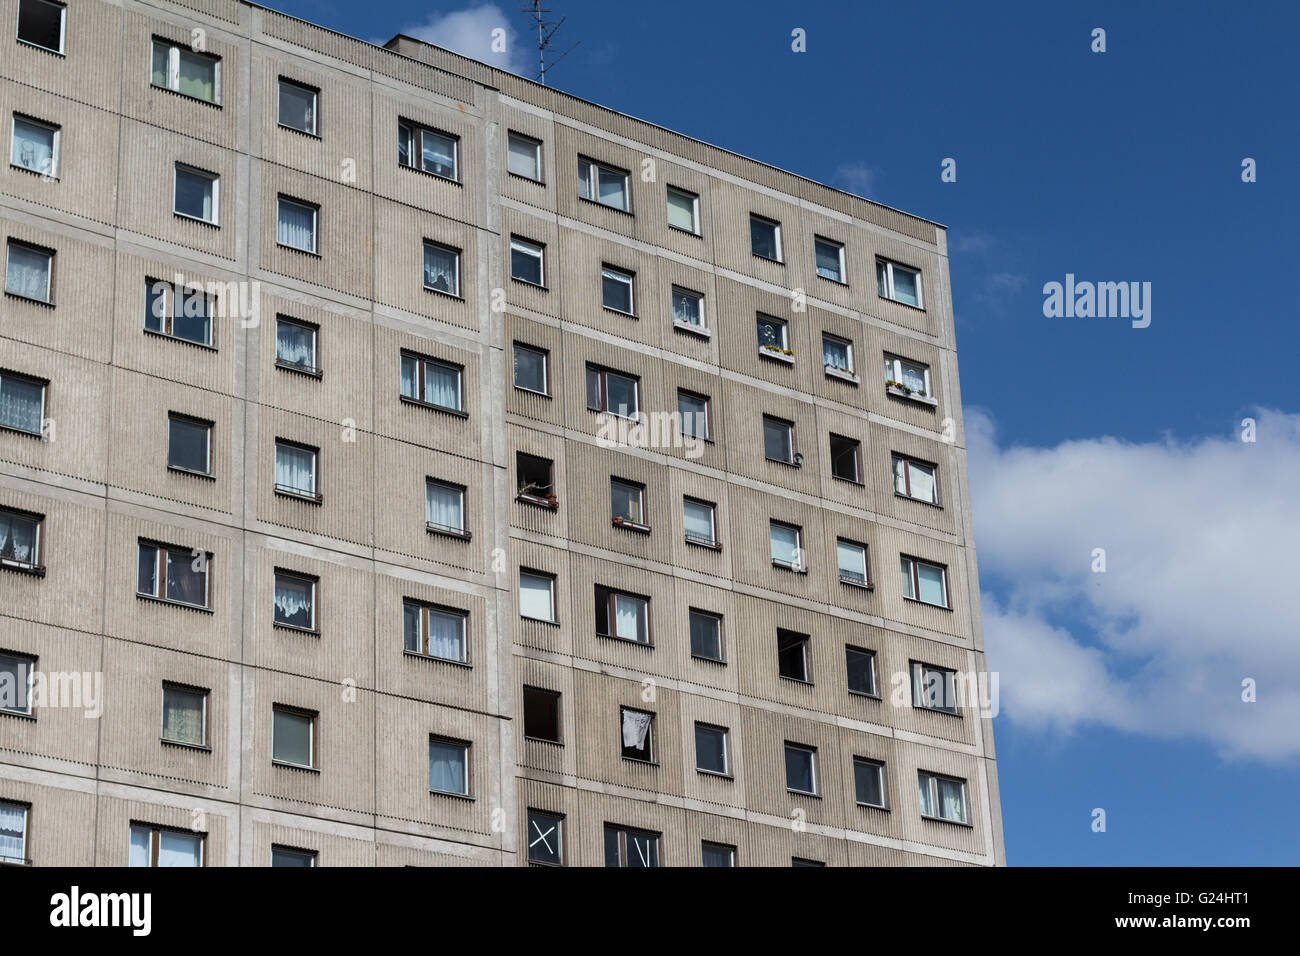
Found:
[832,162,878,199]
[968,408,1300,762]
[401,4,528,76]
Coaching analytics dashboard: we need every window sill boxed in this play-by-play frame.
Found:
[277,242,321,259]
[516,494,558,510]
[759,348,795,365]
[839,576,874,591]
[17,39,65,57]
[167,465,216,481]
[423,285,464,301]
[142,328,217,352]
[521,615,560,627]
[620,757,658,767]
[766,455,803,469]
[272,760,320,774]
[173,211,220,229]
[894,491,943,509]
[399,163,462,187]
[880,296,926,313]
[684,535,721,551]
[848,690,883,701]
[786,789,821,799]
[151,82,221,108]
[427,524,472,541]
[913,703,962,718]
[690,653,727,665]
[596,632,653,648]
[779,675,814,687]
[0,561,46,578]
[672,320,710,338]
[3,290,54,309]
[577,195,633,217]
[136,593,213,614]
[902,596,952,611]
[511,277,548,292]
[856,802,890,812]
[886,386,938,407]
[602,306,637,320]
[161,738,212,753]
[512,385,552,399]
[668,224,701,238]
[752,253,784,266]
[0,423,44,441]
[825,367,859,385]
[277,123,321,140]
[920,814,973,828]
[399,395,469,418]
[507,171,545,186]
[523,735,563,747]
[611,518,650,534]
[403,650,471,669]
[276,361,323,380]
[273,622,320,636]
[429,790,475,801]
[9,162,58,181]
[772,561,808,574]
[697,769,733,780]
[831,474,864,486]
[0,709,36,722]
[275,487,323,505]
[817,273,848,286]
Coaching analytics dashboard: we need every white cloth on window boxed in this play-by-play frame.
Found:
[621,710,652,750]
[275,444,315,494]
[426,482,462,531]
[5,245,49,300]
[277,200,315,250]
[0,803,25,862]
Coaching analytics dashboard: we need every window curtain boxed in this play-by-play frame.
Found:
[614,595,645,642]
[428,741,465,793]
[158,830,201,867]
[425,362,459,409]
[837,541,865,579]
[917,776,934,817]
[901,364,927,393]
[823,339,847,370]
[0,377,42,433]
[0,804,25,862]
[423,246,456,294]
[621,710,652,750]
[10,120,53,173]
[900,557,916,599]
[427,609,464,661]
[597,168,626,208]
[507,137,538,179]
[667,193,694,231]
[5,245,49,300]
[519,576,551,620]
[162,690,203,744]
[910,466,936,503]
[0,512,35,564]
[683,503,712,540]
[176,50,216,101]
[893,457,909,495]
[274,577,312,628]
[426,482,462,532]
[938,778,965,822]
[150,43,170,88]
[770,525,797,563]
[165,550,206,606]
[276,322,314,368]
[277,201,315,251]
[917,564,946,605]
[672,290,699,325]
[275,444,315,494]
[400,354,418,399]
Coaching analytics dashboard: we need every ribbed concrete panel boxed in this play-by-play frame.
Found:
[562,438,673,566]
[372,324,481,458]
[740,706,848,827]
[573,671,683,797]
[502,206,562,319]
[511,541,569,656]
[506,422,567,536]
[498,103,558,212]
[573,789,688,867]
[725,483,829,603]
[0,339,108,480]
[0,779,95,865]
[645,155,716,263]
[666,464,733,579]
[873,524,969,639]
[816,506,882,619]
[372,197,475,330]
[251,822,371,867]
[0,621,102,768]
[868,422,960,537]
[0,489,104,633]
[260,8,372,70]
[516,778,578,865]
[720,377,822,498]
[679,693,746,809]
[553,123,645,243]
[848,840,911,867]
[813,402,875,514]
[568,553,677,681]
[0,0,123,112]
[875,630,977,746]
[656,256,719,366]
[515,657,575,776]
[656,361,727,471]
[371,94,482,225]
[171,0,245,24]
[97,795,230,866]
[554,225,659,345]
[800,205,861,314]
[895,739,987,857]
[558,336,666,440]
[746,819,851,867]
[667,576,738,689]
[503,313,563,426]
[371,46,477,103]
[376,840,499,866]
[862,322,948,432]
[710,177,809,291]
[734,594,838,710]
[857,226,946,337]
[835,727,904,840]
[808,305,871,409]
[714,277,816,394]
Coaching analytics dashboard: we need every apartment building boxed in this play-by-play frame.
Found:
[0,0,1005,867]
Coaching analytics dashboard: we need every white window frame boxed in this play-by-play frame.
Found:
[173,163,219,225]
[4,239,53,304]
[610,477,646,528]
[822,333,854,373]
[404,599,469,663]
[527,809,564,866]
[814,235,846,283]
[512,342,548,396]
[784,742,819,795]
[166,413,212,476]
[0,651,37,714]
[276,196,318,254]
[677,390,710,440]
[0,369,46,436]
[756,313,790,355]
[893,453,939,504]
[0,800,28,864]
[429,736,471,795]
[519,570,556,623]
[510,236,545,286]
[911,660,959,713]
[144,279,215,346]
[682,496,717,548]
[398,120,459,181]
[693,721,730,776]
[877,257,924,308]
[401,351,464,412]
[598,587,650,645]
[578,156,630,212]
[854,757,887,809]
[422,240,461,297]
[901,555,949,608]
[271,706,316,770]
[273,440,318,500]
[671,285,705,329]
[666,185,699,234]
[762,415,796,465]
[274,315,319,374]
[750,214,783,262]
[585,365,640,419]
[10,114,59,178]
[276,77,318,136]
[425,478,467,536]
[688,607,724,662]
[150,38,221,104]
[600,265,635,315]
[273,569,317,632]
[271,845,317,867]
[769,520,804,571]
[837,538,869,588]
[129,823,204,867]
[918,770,968,823]
[507,130,543,182]
[845,645,878,698]
[883,354,933,398]
[16,0,66,55]
[160,681,209,748]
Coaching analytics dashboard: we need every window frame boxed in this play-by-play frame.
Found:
[845,645,879,698]
[0,368,46,437]
[0,506,43,575]
[4,238,54,304]
[749,213,783,262]
[275,195,318,254]
[666,185,700,235]
[270,845,317,867]
[273,568,318,633]
[762,415,796,465]
[918,770,969,824]
[421,239,461,297]
[0,650,37,716]
[518,569,557,623]
[604,823,660,868]
[911,660,960,714]
[682,496,718,550]
[901,555,950,609]
[585,364,640,419]
[883,353,933,398]
[783,741,819,796]
[618,705,656,764]
[893,453,940,505]
[15,0,66,56]
[400,350,465,414]
[428,735,472,797]
[822,333,855,375]
[814,235,846,283]
[509,235,545,287]
[777,628,811,683]
[403,598,469,664]
[0,799,29,865]
[515,452,556,507]
[877,257,924,308]
[670,284,705,331]
[676,389,710,441]
[160,681,209,749]
[600,264,635,315]
[150,37,222,105]
[693,721,731,777]
[595,584,651,645]
[506,130,543,182]
[10,113,59,178]
[836,537,871,589]
[701,841,736,867]
[270,704,317,770]
[526,809,564,866]
[425,478,468,539]
[769,519,804,572]
[274,315,320,377]
[144,278,215,347]
[129,822,205,867]
[522,685,562,745]
[756,312,791,357]
[273,438,320,502]
[398,119,460,182]
[828,432,861,483]
[688,607,725,662]
[276,77,319,136]
[511,342,549,396]
[609,476,648,531]
[577,155,631,212]
[853,757,888,809]
[136,539,211,610]
[166,412,213,478]
[172,162,219,226]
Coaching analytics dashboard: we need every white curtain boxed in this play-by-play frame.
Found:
[837,540,865,580]
[683,502,712,540]
[427,608,464,661]
[277,200,315,251]
[0,803,25,862]
[426,482,463,532]
[276,321,314,368]
[507,136,538,179]
[400,355,418,398]
[910,465,936,503]
[901,363,927,393]
[10,119,53,173]
[5,244,49,300]
[672,290,700,325]
[423,245,456,294]
[917,776,934,817]
[162,690,203,744]
[158,830,201,867]
[0,377,43,433]
[0,511,36,564]
[823,339,847,370]
[614,595,645,642]
[667,192,694,231]
[893,456,909,495]
[425,362,459,409]
[597,167,627,209]
[519,575,552,620]
[177,49,216,101]
[938,778,965,822]
[275,577,312,628]
[428,740,465,793]
[621,710,652,750]
[275,444,315,495]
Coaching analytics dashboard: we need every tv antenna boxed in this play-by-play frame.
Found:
[521,1,578,85]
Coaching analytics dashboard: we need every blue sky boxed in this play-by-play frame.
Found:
[261,0,1300,864]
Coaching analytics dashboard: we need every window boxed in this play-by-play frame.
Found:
[144,279,213,346]
[271,846,316,867]
[822,334,854,374]
[854,758,887,809]
[595,585,649,644]
[276,196,317,253]
[151,38,220,103]
[422,240,460,295]
[701,842,735,867]
[16,0,65,55]
[516,453,555,505]
[610,478,646,529]
[519,570,555,622]
[275,316,319,375]
[893,454,938,504]
[901,556,949,608]
[161,683,207,748]
[762,416,795,464]
[777,628,810,682]
[677,390,710,440]
[523,686,561,743]
[0,801,28,865]
[0,370,44,435]
[510,236,544,286]
[129,824,203,867]
[10,114,58,176]
[507,131,542,181]
[526,810,563,865]
[604,823,659,867]
[5,240,52,303]
[0,652,35,715]
[918,771,967,824]
[0,509,41,573]
[883,354,932,398]
[585,365,639,418]
[750,214,782,261]
[689,609,724,662]
[274,440,318,500]
[273,570,316,631]
[829,433,860,482]
[429,737,470,795]
[912,661,959,713]
[694,722,730,776]
[426,479,467,537]
[756,313,789,355]
[277,78,317,135]
[137,540,209,609]
[877,258,923,307]
[769,520,803,571]
[837,538,869,588]
[403,600,468,663]
[666,186,699,233]
[271,706,315,769]
[846,646,878,697]
[578,156,630,211]
[683,497,717,549]
[620,707,654,762]
[512,343,548,395]
[400,352,463,413]
[784,742,818,795]
[173,164,218,224]
[815,236,845,282]
[600,265,634,314]
[671,285,704,329]
[167,414,211,476]
[398,120,458,180]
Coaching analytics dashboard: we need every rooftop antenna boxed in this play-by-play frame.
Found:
[521,0,578,85]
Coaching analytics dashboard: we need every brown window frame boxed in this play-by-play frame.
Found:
[595,585,651,645]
